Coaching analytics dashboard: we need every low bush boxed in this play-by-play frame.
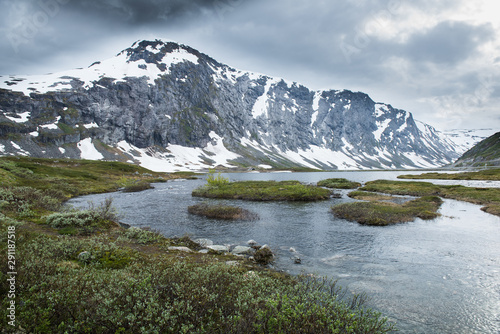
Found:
[0,230,395,333]
[45,198,118,231]
[206,169,230,186]
[0,186,64,214]
[120,227,164,245]
[45,210,100,228]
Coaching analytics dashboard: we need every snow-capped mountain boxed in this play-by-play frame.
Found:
[0,39,469,171]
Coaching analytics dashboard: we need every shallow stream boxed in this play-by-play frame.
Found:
[67,171,500,333]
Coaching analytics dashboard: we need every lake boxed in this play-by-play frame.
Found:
[67,171,500,333]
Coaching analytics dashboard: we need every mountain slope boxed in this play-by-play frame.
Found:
[0,39,464,171]
[452,132,500,167]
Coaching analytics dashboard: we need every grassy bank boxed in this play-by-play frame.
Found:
[192,180,331,201]
[398,168,500,181]
[0,157,395,333]
[0,156,194,197]
[359,180,500,216]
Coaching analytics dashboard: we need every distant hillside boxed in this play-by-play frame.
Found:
[453,132,500,167]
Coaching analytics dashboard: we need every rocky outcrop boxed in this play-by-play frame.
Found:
[0,39,463,171]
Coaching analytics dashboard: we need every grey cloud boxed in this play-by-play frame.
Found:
[399,21,495,65]
[0,0,498,130]
[62,0,248,24]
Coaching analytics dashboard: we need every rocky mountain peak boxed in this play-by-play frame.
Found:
[0,39,482,172]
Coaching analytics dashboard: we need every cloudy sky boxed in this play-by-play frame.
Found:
[0,0,499,132]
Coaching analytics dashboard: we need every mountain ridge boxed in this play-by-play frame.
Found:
[0,39,486,171]
[452,132,500,167]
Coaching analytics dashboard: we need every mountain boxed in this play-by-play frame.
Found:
[452,132,500,167]
[0,39,466,171]
[441,128,496,154]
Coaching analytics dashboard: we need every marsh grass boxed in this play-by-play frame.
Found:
[317,178,361,189]
[398,168,500,181]
[192,180,331,201]
[360,180,500,216]
[332,196,443,226]
[348,190,396,202]
[188,203,259,220]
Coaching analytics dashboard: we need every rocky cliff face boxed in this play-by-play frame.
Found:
[0,39,464,171]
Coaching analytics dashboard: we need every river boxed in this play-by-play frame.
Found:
[67,171,500,333]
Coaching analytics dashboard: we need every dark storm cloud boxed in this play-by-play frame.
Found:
[62,0,230,24]
[0,0,251,74]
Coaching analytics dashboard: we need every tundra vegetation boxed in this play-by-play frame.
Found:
[193,177,331,201]
[360,180,500,216]
[332,196,443,226]
[188,202,259,220]
[397,168,500,181]
[0,157,395,333]
[317,178,361,189]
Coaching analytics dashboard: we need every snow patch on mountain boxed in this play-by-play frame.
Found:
[5,111,30,123]
[252,77,278,118]
[78,138,104,160]
[0,41,199,95]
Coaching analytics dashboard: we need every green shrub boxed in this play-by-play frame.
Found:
[4,232,395,333]
[120,227,164,245]
[46,210,99,228]
[122,180,153,192]
[0,186,64,214]
[206,169,230,186]
[45,197,117,229]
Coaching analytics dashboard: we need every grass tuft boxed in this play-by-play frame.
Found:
[188,203,259,220]
[332,196,443,226]
[317,178,361,189]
